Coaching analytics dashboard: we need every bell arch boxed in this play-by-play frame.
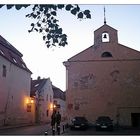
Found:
[102,32,109,42]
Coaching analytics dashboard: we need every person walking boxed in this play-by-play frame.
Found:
[56,111,61,135]
[51,110,56,135]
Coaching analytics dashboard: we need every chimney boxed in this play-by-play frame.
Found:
[37,76,41,80]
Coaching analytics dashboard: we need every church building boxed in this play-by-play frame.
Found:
[64,13,140,127]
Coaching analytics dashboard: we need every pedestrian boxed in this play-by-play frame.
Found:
[56,111,61,135]
[51,110,56,135]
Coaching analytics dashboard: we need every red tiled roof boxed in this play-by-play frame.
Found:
[0,35,32,73]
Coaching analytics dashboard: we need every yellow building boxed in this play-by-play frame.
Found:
[64,22,140,127]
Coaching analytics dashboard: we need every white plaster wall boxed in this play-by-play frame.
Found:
[0,55,33,126]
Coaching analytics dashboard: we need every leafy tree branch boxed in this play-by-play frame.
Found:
[0,4,91,48]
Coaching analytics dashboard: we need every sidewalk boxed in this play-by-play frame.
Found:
[0,122,49,130]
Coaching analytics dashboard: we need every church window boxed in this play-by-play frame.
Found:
[101,52,112,57]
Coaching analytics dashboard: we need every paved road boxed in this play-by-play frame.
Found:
[0,123,66,136]
[0,124,50,135]
[1,124,140,136]
[63,127,140,136]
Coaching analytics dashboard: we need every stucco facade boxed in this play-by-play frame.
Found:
[53,86,66,120]
[0,35,33,126]
[31,77,54,123]
[64,23,140,127]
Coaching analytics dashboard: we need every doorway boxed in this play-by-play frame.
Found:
[131,113,140,127]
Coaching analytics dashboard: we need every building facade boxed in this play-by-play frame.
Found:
[64,22,140,127]
[52,85,66,120]
[0,35,34,126]
[31,77,54,123]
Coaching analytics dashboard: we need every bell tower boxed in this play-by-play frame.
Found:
[94,7,118,46]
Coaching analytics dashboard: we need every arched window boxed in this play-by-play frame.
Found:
[101,52,112,57]
[102,32,109,42]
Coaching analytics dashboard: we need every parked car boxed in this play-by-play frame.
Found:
[95,116,113,131]
[70,116,89,130]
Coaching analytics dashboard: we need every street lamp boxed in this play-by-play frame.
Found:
[50,103,56,111]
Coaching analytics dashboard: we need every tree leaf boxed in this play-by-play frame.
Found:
[50,5,57,10]
[47,34,51,40]
[53,19,58,23]
[65,4,73,11]
[42,18,46,22]
[84,10,90,15]
[22,4,30,8]
[78,12,83,18]
[0,4,4,8]
[57,4,64,9]
[53,38,58,43]
[37,11,40,15]
[15,5,23,10]
[39,5,44,11]
[25,14,30,17]
[46,13,51,18]
[86,14,91,19]
[31,23,34,26]
[45,28,49,32]
[32,14,37,18]
[51,11,56,16]
[46,41,50,44]
[47,44,50,48]
[39,29,42,32]
[71,8,78,15]
[34,28,38,32]
[37,23,41,27]
[43,36,46,40]
[57,28,62,34]
[76,5,80,12]
[6,5,14,9]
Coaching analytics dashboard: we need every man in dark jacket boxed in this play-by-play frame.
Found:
[56,111,61,135]
[51,110,56,135]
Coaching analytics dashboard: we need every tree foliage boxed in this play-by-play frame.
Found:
[0,4,91,48]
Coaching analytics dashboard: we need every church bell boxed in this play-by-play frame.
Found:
[103,33,107,39]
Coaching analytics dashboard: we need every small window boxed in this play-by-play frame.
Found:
[0,49,5,55]
[12,57,17,63]
[50,95,52,102]
[2,65,7,77]
[46,94,48,101]
[101,52,112,57]
[34,83,39,87]
[22,63,26,68]
[46,110,49,117]
[27,104,31,112]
